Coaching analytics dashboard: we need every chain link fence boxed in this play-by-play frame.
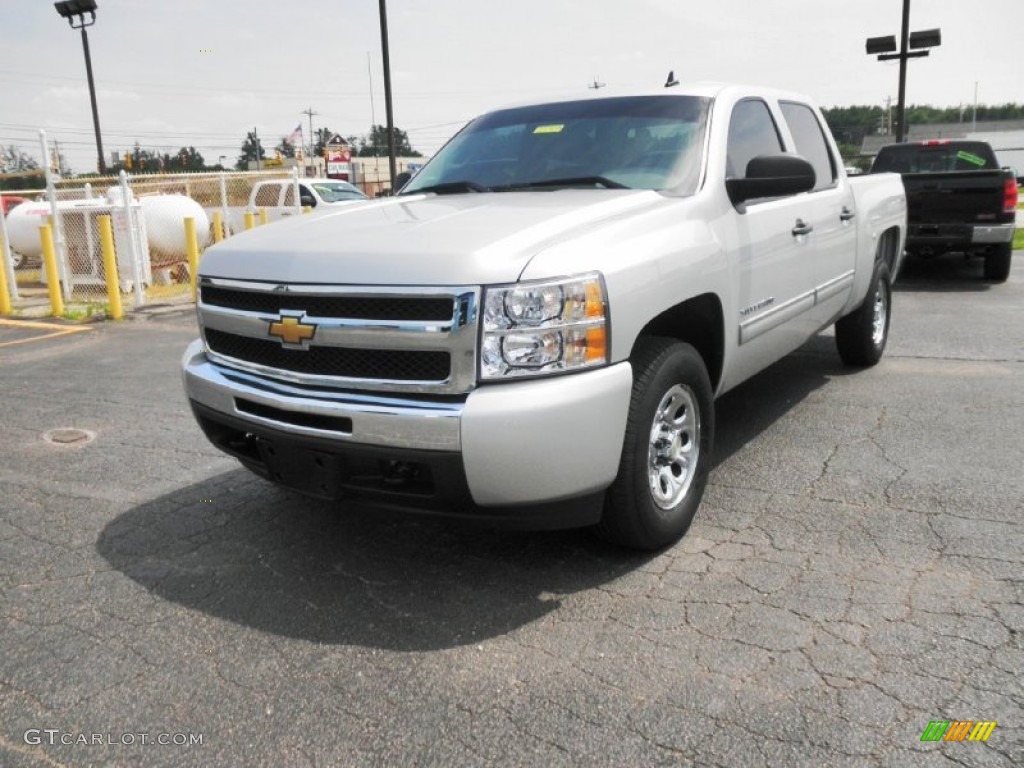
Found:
[2,147,294,313]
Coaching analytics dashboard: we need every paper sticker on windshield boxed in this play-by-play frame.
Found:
[533,124,564,134]
[956,150,985,167]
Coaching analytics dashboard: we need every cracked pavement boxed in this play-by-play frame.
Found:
[0,254,1021,766]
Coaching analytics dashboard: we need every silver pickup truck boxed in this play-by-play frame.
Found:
[182,84,906,549]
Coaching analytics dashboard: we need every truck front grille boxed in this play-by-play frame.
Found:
[201,286,455,322]
[197,278,479,395]
[205,329,451,381]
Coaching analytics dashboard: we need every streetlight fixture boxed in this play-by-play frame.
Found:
[54,0,106,174]
[865,0,941,143]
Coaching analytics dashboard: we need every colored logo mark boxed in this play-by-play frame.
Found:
[920,721,996,742]
[268,315,317,347]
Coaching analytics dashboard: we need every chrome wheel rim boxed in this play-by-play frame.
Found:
[647,384,700,509]
[871,281,888,347]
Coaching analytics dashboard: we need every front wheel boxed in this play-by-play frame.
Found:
[835,261,892,367]
[983,243,1012,283]
[597,338,714,550]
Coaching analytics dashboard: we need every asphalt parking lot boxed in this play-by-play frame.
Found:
[1,253,1022,767]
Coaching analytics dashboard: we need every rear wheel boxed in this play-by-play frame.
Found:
[597,338,714,550]
[983,243,1012,283]
[836,260,892,367]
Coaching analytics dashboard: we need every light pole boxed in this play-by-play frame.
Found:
[865,0,940,143]
[378,0,398,190]
[54,0,106,174]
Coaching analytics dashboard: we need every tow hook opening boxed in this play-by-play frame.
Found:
[381,460,429,487]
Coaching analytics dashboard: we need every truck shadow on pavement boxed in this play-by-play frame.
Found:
[894,252,1000,292]
[96,341,846,651]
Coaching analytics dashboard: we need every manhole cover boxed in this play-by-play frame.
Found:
[43,428,96,446]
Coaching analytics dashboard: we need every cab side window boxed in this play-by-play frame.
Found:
[282,185,295,206]
[726,99,783,180]
[780,101,836,191]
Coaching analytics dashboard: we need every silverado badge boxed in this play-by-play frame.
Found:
[268,313,316,348]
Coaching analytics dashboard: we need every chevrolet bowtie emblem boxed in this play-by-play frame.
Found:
[268,314,316,348]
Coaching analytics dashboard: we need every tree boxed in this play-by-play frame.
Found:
[165,146,206,172]
[356,125,422,157]
[0,146,44,190]
[274,137,296,159]
[0,145,40,174]
[313,127,335,158]
[235,131,267,170]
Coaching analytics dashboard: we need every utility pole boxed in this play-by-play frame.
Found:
[588,76,605,90]
[253,126,262,171]
[301,106,318,161]
[972,82,978,133]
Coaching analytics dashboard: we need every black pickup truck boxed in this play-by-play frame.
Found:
[870,140,1018,281]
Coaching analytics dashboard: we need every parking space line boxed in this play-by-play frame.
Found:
[0,318,92,348]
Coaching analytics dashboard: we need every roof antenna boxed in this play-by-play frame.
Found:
[664,70,679,88]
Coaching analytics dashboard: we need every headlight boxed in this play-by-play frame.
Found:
[480,273,608,379]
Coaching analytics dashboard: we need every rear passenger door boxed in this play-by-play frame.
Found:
[778,101,857,323]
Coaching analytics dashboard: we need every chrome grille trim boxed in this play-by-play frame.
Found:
[198,277,480,395]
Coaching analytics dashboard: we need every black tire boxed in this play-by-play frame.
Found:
[836,260,892,367]
[597,338,714,550]
[983,243,1012,283]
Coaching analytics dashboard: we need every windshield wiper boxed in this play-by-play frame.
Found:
[493,176,629,191]
[405,180,490,195]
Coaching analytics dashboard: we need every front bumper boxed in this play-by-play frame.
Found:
[182,339,632,524]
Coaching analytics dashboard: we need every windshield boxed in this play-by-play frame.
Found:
[311,182,367,202]
[871,142,1000,173]
[403,95,710,195]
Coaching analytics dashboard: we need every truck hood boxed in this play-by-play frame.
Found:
[199,190,667,286]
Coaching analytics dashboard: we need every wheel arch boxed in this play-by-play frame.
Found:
[631,293,724,392]
[878,225,902,275]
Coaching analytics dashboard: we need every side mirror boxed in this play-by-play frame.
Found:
[299,194,316,208]
[726,154,816,206]
[393,171,412,193]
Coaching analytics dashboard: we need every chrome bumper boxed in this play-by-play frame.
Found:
[182,339,633,506]
[972,223,1015,244]
[182,339,462,451]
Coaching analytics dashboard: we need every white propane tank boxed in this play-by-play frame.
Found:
[4,201,52,258]
[138,194,211,259]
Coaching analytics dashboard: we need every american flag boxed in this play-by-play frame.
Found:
[287,124,303,146]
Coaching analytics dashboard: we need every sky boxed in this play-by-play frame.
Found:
[1,0,1020,175]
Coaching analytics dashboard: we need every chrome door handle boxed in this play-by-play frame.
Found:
[792,219,813,237]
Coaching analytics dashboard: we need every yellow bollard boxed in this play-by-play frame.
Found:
[0,262,10,316]
[244,211,255,231]
[97,215,123,320]
[184,217,200,301]
[0,231,11,315]
[38,224,64,317]
[212,211,224,243]
[258,209,268,226]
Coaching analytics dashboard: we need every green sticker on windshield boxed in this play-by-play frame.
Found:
[956,150,985,167]
[533,124,564,134]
